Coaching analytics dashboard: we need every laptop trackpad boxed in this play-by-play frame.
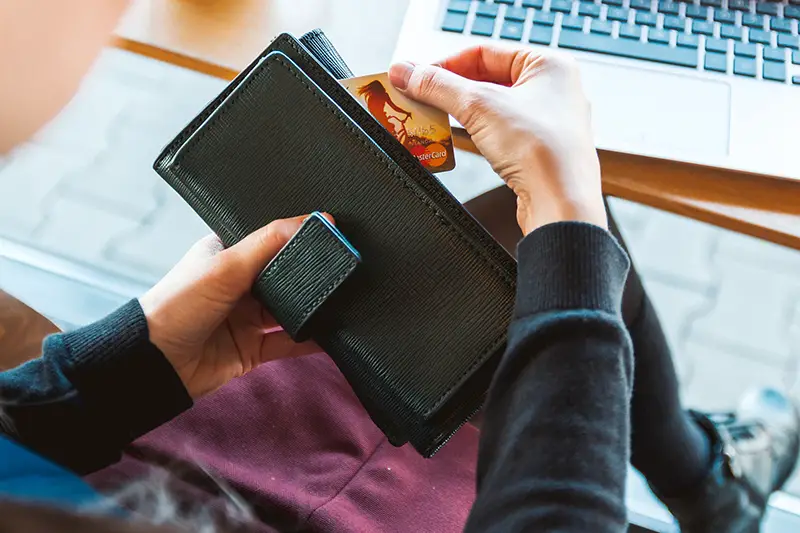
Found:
[578,60,731,157]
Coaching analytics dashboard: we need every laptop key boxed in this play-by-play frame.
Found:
[550,0,574,13]
[728,0,750,11]
[529,24,554,44]
[500,20,525,40]
[442,12,468,33]
[686,5,710,19]
[648,28,671,43]
[793,50,800,63]
[701,0,723,6]
[630,0,652,10]
[578,3,602,17]
[559,28,698,66]
[713,9,736,24]
[476,3,500,17]
[635,11,658,26]
[733,57,757,76]
[691,20,714,35]
[472,17,497,37]
[495,0,516,4]
[734,41,757,57]
[607,7,631,21]
[770,17,793,33]
[755,2,780,16]
[763,61,786,81]
[763,46,786,62]
[720,24,743,40]
[658,1,680,15]
[704,51,728,71]
[706,37,728,53]
[619,24,643,39]
[778,34,800,49]
[591,19,614,34]
[786,5,800,19]
[523,0,545,7]
[664,15,686,30]
[447,0,470,14]
[749,28,771,44]
[534,10,557,25]
[505,7,528,21]
[742,14,766,28]
[602,0,624,5]
[677,32,699,48]
[562,15,586,30]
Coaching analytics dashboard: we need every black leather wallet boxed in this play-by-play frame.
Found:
[154,32,517,456]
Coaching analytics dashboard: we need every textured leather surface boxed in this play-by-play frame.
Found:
[255,213,360,342]
[298,29,354,80]
[154,34,517,456]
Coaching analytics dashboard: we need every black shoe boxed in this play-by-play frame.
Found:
[656,388,800,533]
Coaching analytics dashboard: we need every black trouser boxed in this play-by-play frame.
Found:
[464,188,711,496]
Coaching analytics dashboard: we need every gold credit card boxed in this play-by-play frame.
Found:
[340,72,456,173]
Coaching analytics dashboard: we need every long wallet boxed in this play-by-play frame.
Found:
[153,32,517,457]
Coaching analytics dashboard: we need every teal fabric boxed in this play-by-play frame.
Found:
[0,435,101,508]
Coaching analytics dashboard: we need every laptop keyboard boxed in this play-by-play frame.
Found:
[441,0,800,84]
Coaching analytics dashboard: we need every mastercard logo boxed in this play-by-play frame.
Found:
[411,143,448,168]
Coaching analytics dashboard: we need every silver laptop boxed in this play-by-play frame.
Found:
[392,0,800,182]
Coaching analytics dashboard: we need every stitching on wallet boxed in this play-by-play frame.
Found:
[167,50,508,415]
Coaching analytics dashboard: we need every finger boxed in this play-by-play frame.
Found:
[187,233,225,259]
[433,44,534,86]
[430,44,541,86]
[388,62,483,124]
[219,213,334,293]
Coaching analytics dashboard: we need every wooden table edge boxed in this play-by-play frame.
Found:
[453,129,800,250]
[112,36,240,81]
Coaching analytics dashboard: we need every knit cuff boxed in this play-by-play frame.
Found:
[514,222,631,319]
[53,300,192,447]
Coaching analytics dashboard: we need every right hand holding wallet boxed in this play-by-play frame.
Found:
[153,32,516,457]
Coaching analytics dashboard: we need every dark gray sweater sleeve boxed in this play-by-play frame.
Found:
[465,222,634,533]
[0,300,193,475]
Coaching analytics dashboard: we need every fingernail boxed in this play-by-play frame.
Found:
[389,62,414,90]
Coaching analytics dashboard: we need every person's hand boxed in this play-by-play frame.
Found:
[139,215,326,399]
[389,45,607,234]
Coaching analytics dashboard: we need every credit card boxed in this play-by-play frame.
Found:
[340,72,456,173]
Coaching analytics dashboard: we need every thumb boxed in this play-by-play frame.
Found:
[389,62,481,125]
[219,213,333,294]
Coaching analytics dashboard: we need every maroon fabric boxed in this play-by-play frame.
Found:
[88,353,478,532]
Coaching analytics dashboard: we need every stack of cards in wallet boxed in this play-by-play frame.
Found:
[340,73,456,173]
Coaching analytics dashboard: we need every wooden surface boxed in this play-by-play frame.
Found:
[453,130,800,251]
[0,291,59,371]
[114,0,408,80]
[114,0,800,251]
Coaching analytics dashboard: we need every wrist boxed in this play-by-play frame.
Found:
[519,196,608,235]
